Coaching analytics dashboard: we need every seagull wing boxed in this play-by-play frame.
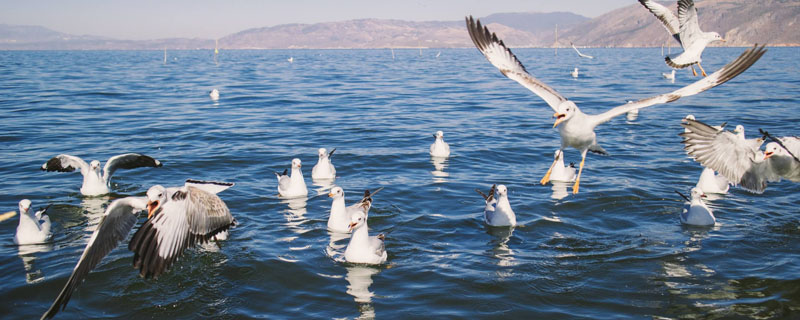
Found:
[680,119,777,193]
[592,45,766,125]
[184,179,234,195]
[677,0,703,47]
[42,197,146,320]
[41,154,89,176]
[466,16,568,112]
[103,153,162,181]
[128,186,234,279]
[639,0,681,44]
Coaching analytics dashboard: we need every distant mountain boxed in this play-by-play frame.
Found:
[1,1,798,50]
[560,0,800,47]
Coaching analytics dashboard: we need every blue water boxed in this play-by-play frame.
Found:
[1,47,799,319]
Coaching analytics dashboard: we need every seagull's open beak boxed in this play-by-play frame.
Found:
[348,222,357,231]
[764,151,774,160]
[553,113,566,128]
[146,200,160,219]
[701,194,707,198]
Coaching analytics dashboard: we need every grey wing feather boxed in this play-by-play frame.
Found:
[677,0,703,46]
[639,0,681,44]
[41,154,89,176]
[42,197,145,320]
[593,45,766,125]
[103,153,162,181]
[680,119,773,193]
[184,186,235,236]
[466,16,568,112]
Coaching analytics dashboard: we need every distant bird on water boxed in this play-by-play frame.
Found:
[13,199,51,245]
[466,15,765,194]
[639,0,725,77]
[430,130,451,158]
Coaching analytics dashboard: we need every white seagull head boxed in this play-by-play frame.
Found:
[496,184,508,198]
[764,142,786,160]
[329,186,344,199]
[318,148,328,159]
[90,160,101,172]
[348,210,367,232]
[705,31,724,44]
[434,130,444,139]
[690,187,706,201]
[18,199,31,214]
[553,101,579,128]
[146,185,168,219]
[553,149,564,160]
[292,158,302,169]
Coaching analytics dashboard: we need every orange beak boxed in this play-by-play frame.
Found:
[348,222,357,231]
[328,192,335,198]
[553,113,566,128]
[147,201,159,219]
[764,151,774,160]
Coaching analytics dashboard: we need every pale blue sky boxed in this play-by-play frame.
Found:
[2,0,632,40]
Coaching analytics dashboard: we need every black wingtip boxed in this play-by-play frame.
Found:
[185,179,235,187]
[675,190,691,202]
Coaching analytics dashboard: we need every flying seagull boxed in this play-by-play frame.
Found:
[639,0,724,76]
[465,15,765,194]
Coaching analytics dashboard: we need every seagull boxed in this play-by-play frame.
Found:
[287,57,294,63]
[209,89,220,100]
[13,199,51,245]
[571,67,579,78]
[696,167,729,194]
[639,0,725,77]
[678,188,715,226]
[41,179,236,319]
[41,153,163,196]
[466,15,765,194]
[312,148,337,180]
[662,69,676,81]
[681,118,800,193]
[430,130,451,158]
[480,184,516,227]
[343,192,386,265]
[547,149,577,183]
[328,187,382,233]
[571,42,594,59]
[275,158,308,198]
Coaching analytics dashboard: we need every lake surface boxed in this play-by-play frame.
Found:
[1,46,799,319]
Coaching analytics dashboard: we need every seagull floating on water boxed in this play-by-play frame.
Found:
[41,153,162,196]
[13,199,51,245]
[571,67,579,78]
[430,130,451,158]
[42,179,236,319]
[312,148,337,180]
[639,0,724,77]
[343,191,386,265]
[662,69,676,81]
[209,89,219,100]
[466,15,765,194]
[678,188,715,226]
[287,57,294,63]
[478,184,515,227]
[547,149,577,183]
[328,187,382,233]
[681,118,800,193]
[276,158,308,198]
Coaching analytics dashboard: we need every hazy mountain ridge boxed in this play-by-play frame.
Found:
[1,0,798,50]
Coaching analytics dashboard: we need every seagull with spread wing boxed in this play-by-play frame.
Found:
[681,118,800,193]
[41,153,162,196]
[465,15,765,194]
[42,179,236,319]
[639,0,724,76]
